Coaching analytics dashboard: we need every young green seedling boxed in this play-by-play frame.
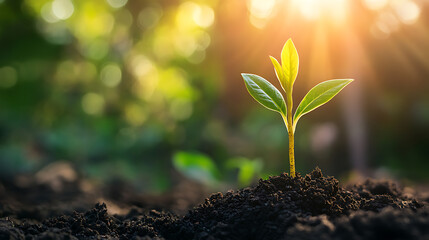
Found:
[241,38,353,177]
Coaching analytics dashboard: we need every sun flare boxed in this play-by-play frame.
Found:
[291,0,349,23]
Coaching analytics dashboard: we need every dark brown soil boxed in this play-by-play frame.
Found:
[1,168,428,239]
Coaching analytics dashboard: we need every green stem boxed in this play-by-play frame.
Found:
[283,89,295,177]
[288,127,295,177]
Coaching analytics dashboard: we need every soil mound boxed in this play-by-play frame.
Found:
[168,168,423,239]
[285,207,429,240]
[0,168,426,239]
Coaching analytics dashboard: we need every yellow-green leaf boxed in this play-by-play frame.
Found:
[242,73,287,116]
[293,79,353,131]
[269,56,286,92]
[281,38,299,89]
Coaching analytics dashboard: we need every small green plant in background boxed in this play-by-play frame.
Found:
[173,151,263,187]
[241,38,353,177]
[225,157,263,187]
[173,152,221,186]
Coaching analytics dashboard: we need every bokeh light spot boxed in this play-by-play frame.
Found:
[129,55,159,100]
[73,5,115,41]
[169,99,193,120]
[82,93,105,115]
[138,6,163,29]
[116,9,133,27]
[248,16,267,29]
[52,0,74,20]
[107,0,128,9]
[41,2,60,23]
[378,12,400,32]
[100,63,122,87]
[188,50,206,64]
[38,22,72,44]
[392,0,420,25]
[55,60,77,83]
[247,0,276,29]
[0,66,18,88]
[196,31,211,50]
[54,60,96,84]
[370,22,390,39]
[177,2,198,29]
[248,0,276,19]
[131,55,154,78]
[152,27,175,61]
[192,5,215,28]
[292,0,349,22]
[80,62,97,82]
[157,67,194,100]
[174,35,198,57]
[80,40,109,60]
[177,2,214,29]
[125,104,146,126]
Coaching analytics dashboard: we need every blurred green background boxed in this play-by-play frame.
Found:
[0,0,428,191]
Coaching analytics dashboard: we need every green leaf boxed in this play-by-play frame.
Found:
[293,79,353,130]
[281,38,299,89]
[173,151,220,185]
[226,157,263,187]
[269,56,286,92]
[242,73,287,116]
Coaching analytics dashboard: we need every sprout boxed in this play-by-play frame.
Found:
[241,38,353,177]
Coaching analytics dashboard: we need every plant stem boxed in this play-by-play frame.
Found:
[288,127,295,177]
[282,90,296,177]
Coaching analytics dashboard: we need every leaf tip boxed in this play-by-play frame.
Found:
[344,78,354,85]
[286,38,295,47]
[241,73,250,78]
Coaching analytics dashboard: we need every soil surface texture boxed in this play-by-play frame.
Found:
[1,168,428,240]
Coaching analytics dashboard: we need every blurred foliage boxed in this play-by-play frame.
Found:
[0,0,222,191]
[225,157,263,187]
[0,0,429,192]
[173,151,221,186]
[173,151,263,187]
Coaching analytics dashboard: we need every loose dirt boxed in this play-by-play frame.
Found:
[1,168,427,239]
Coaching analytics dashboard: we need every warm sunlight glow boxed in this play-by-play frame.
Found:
[248,0,277,19]
[391,0,420,25]
[177,2,214,29]
[192,5,215,28]
[363,0,388,11]
[365,0,421,38]
[247,0,277,29]
[291,0,349,22]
